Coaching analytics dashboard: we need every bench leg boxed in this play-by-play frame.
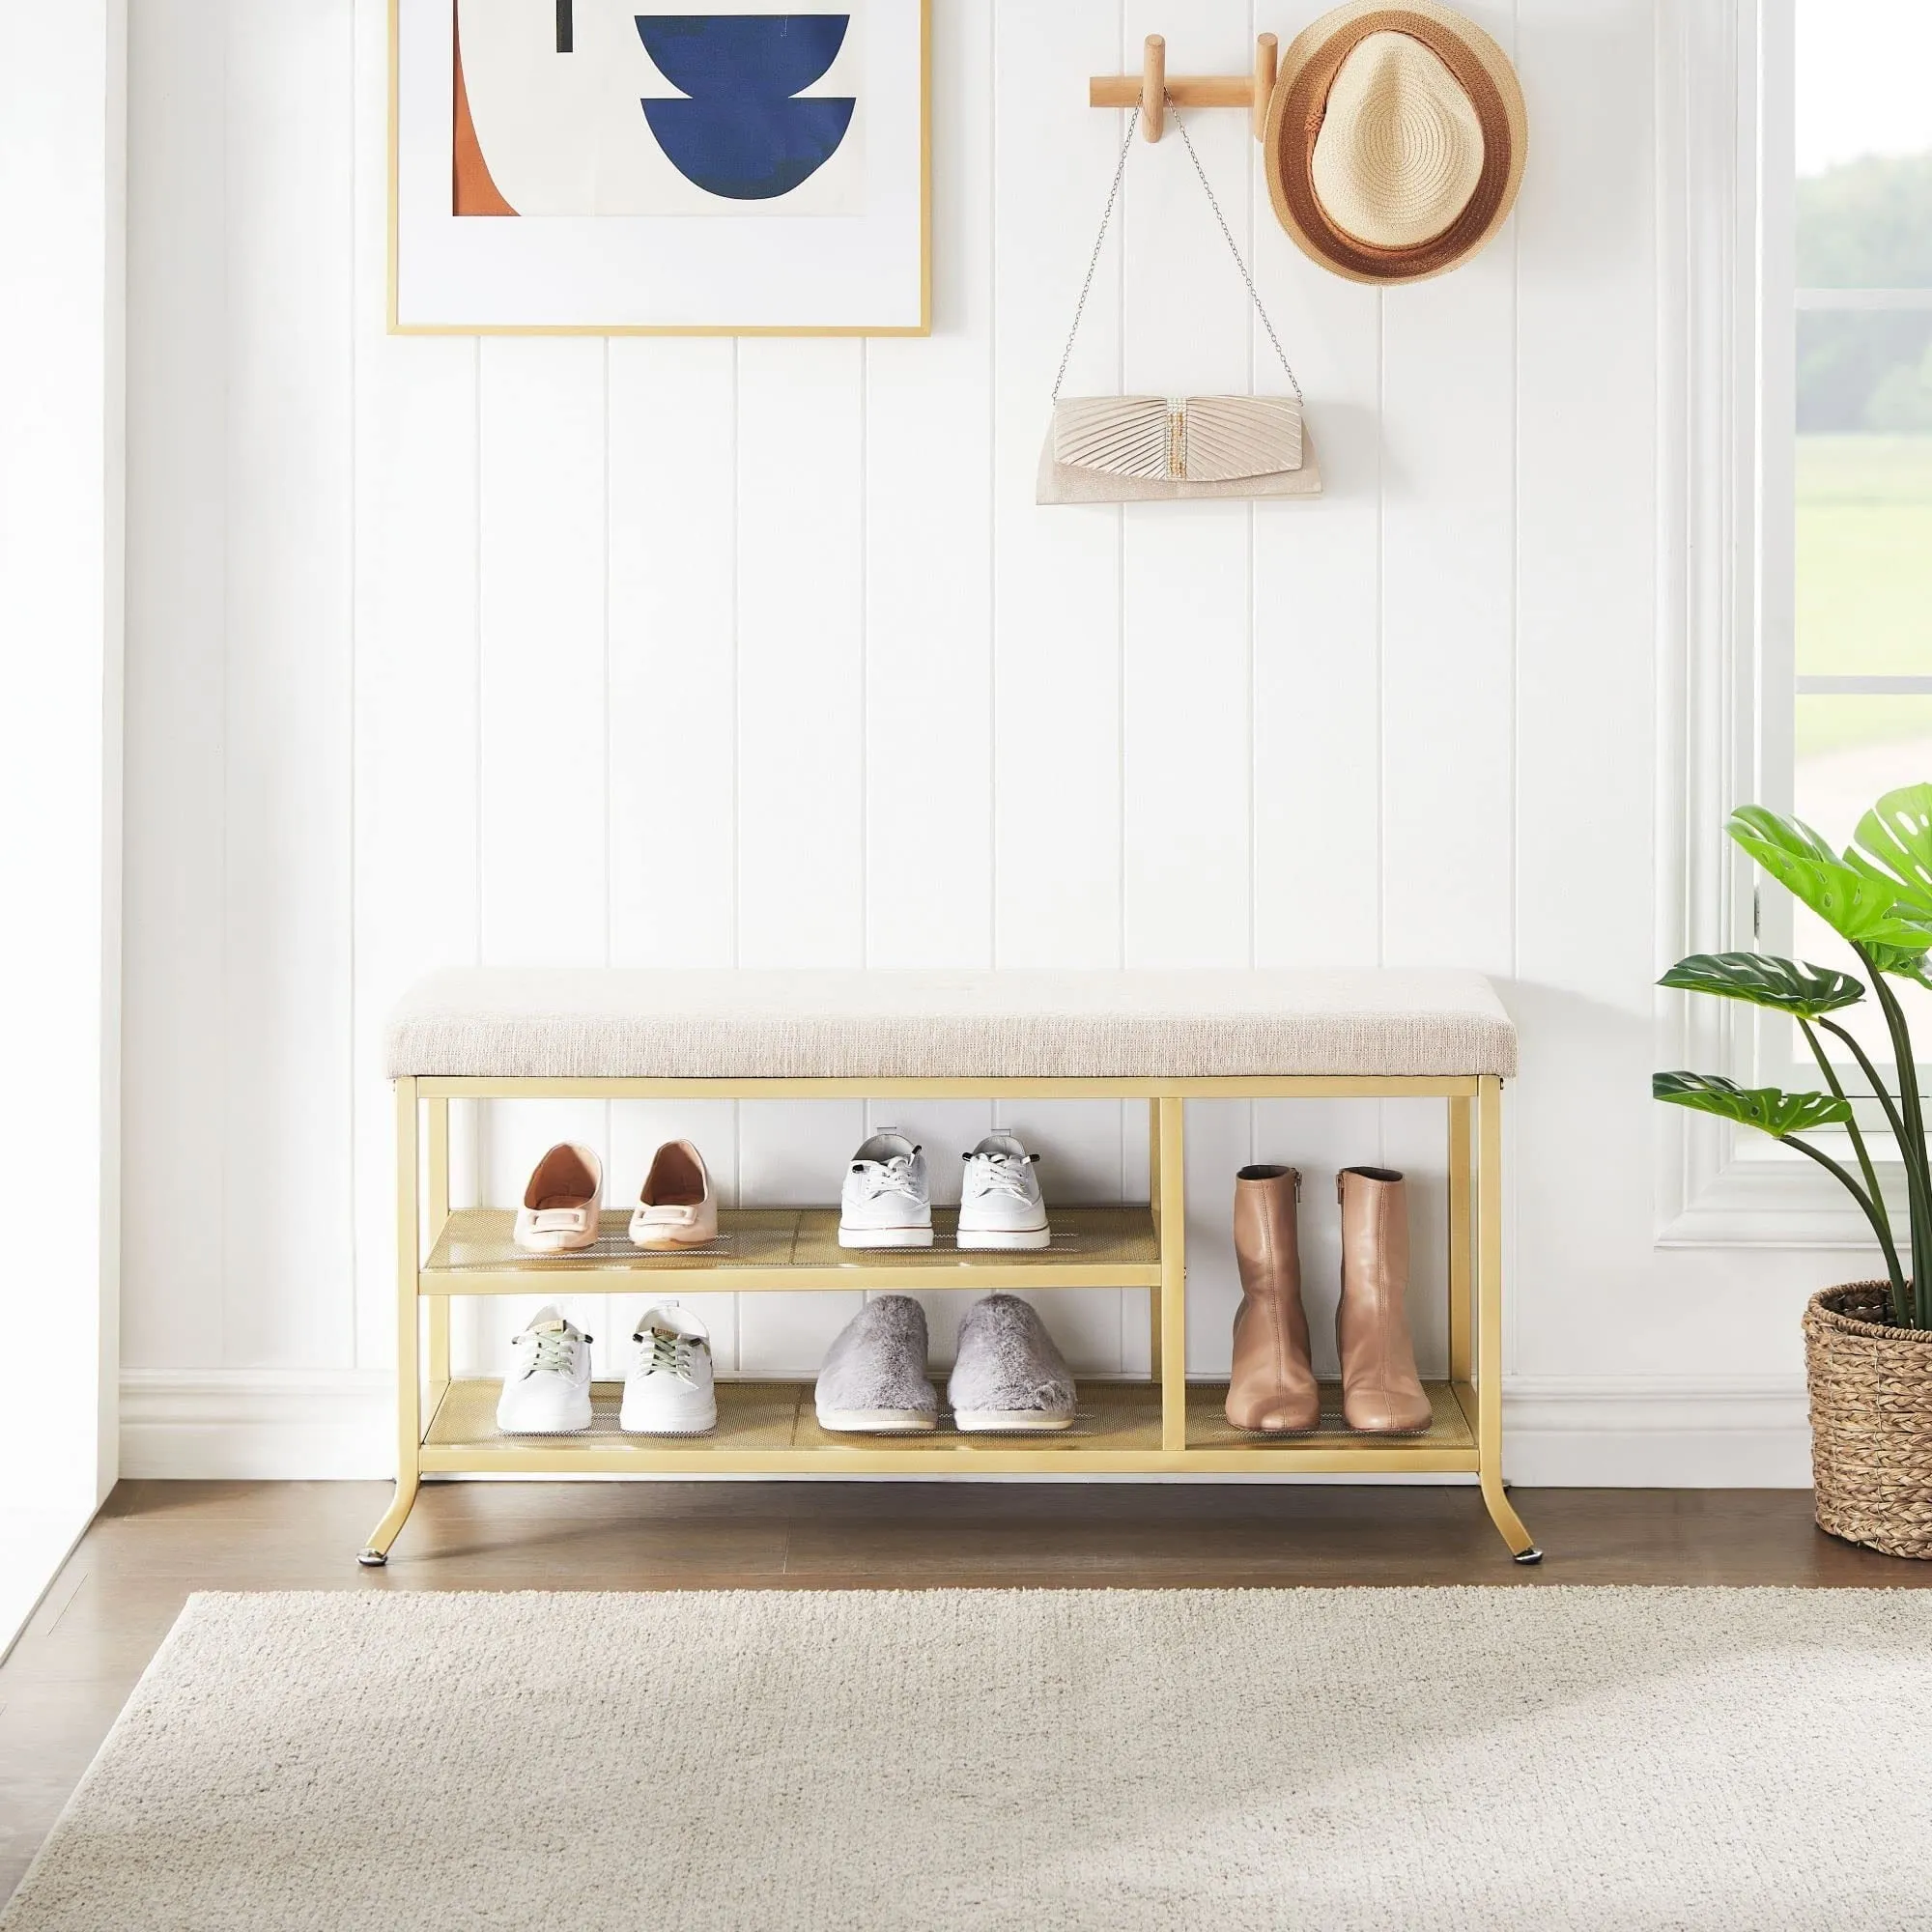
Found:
[1147,1099,1162,1378]
[362,1077,423,1568]
[1475,1075,1540,1564]
[358,1472,420,1568]
[1157,1097,1186,1452]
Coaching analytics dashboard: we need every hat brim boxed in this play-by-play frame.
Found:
[1264,1,1527,285]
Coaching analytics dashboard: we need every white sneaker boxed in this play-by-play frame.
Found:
[956,1132,1050,1250]
[620,1303,717,1435]
[513,1144,604,1255]
[496,1305,594,1434]
[838,1129,933,1248]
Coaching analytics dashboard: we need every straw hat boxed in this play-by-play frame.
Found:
[1264,2,1527,284]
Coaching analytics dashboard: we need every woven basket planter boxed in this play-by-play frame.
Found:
[1805,1282,1932,1559]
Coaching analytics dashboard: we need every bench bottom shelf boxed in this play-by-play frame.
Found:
[417,1376,1478,1475]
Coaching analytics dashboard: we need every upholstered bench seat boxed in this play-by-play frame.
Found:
[386,968,1516,1081]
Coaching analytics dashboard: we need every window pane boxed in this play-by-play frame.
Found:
[1798,2,1932,287]
[1793,696,1932,1068]
[1797,314,1932,435]
[1787,6,1932,1082]
[1797,418,1932,678]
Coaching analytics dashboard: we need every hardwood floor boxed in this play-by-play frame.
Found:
[1,1478,1921,1903]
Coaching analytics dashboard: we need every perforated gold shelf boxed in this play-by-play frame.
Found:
[416,1378,1478,1475]
[1186,1378,1473,1451]
[427,1378,806,1454]
[420,1207,1161,1293]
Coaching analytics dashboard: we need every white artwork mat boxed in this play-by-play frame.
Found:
[394,0,926,331]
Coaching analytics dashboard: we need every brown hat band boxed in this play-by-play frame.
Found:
[1274,9,1515,281]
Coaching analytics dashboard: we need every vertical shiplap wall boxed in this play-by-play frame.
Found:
[124,1,1670,1411]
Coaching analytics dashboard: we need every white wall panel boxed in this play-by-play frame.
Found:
[607,338,739,971]
[0,0,125,1574]
[990,0,1122,969]
[1121,0,1254,974]
[122,0,1749,1482]
[349,0,481,1373]
[1513,0,1659,1378]
[864,0,993,970]
[735,341,866,968]
[221,0,355,1367]
[123,0,228,1369]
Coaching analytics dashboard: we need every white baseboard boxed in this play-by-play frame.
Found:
[121,1368,393,1478]
[1502,1376,1809,1487]
[120,1369,1813,1487]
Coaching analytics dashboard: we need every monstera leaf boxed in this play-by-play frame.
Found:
[1652,1071,1852,1139]
[1659,952,1864,1017]
[1728,804,1837,865]
[1853,782,1932,919]
[1727,806,1932,954]
[1860,942,1932,989]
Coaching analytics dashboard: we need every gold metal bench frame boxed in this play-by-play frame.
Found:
[361,1074,1538,1566]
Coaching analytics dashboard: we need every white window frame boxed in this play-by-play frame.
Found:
[1763,2,1932,1103]
[1656,0,1917,1247]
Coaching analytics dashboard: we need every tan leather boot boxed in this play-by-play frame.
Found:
[1225,1165,1321,1434]
[1336,1167,1432,1434]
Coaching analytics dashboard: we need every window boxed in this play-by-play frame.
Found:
[1654,4,1932,1238]
[1770,2,1932,1074]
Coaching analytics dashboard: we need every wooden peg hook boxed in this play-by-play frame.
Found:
[1251,31,1277,138]
[1141,35,1166,141]
[1091,33,1280,142]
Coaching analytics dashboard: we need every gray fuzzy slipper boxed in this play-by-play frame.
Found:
[814,1294,937,1434]
[947,1293,1077,1433]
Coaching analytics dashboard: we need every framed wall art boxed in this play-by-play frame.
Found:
[389,1,929,335]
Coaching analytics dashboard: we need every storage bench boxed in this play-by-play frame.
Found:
[366,967,1536,1565]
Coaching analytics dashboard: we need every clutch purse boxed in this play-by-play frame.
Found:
[1038,101,1321,507]
[1038,395,1321,503]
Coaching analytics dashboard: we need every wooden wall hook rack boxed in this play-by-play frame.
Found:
[1089,33,1278,142]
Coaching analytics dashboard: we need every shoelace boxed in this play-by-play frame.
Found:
[856,1155,923,1205]
[968,1154,1035,1202]
[519,1327,582,1378]
[639,1328,696,1382]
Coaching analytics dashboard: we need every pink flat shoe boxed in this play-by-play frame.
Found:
[512,1143,604,1255]
[629,1139,719,1249]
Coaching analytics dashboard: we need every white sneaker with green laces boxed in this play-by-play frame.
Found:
[620,1303,717,1435]
[496,1305,594,1434]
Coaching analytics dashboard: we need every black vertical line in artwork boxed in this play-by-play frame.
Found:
[556,1,574,54]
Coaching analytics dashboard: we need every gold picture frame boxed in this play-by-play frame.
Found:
[388,0,931,336]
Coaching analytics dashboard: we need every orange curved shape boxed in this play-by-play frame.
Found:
[452,3,517,216]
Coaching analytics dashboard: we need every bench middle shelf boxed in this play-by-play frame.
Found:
[420,1205,1164,1294]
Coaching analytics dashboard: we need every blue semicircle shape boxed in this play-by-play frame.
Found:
[638,14,848,99]
[643,96,855,201]
[636,14,855,201]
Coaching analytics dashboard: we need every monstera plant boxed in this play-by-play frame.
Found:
[1655,783,1932,1332]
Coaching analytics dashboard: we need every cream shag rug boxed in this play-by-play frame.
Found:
[5,1587,1929,1931]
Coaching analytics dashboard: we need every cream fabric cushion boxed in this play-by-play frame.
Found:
[385,969,1516,1080]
